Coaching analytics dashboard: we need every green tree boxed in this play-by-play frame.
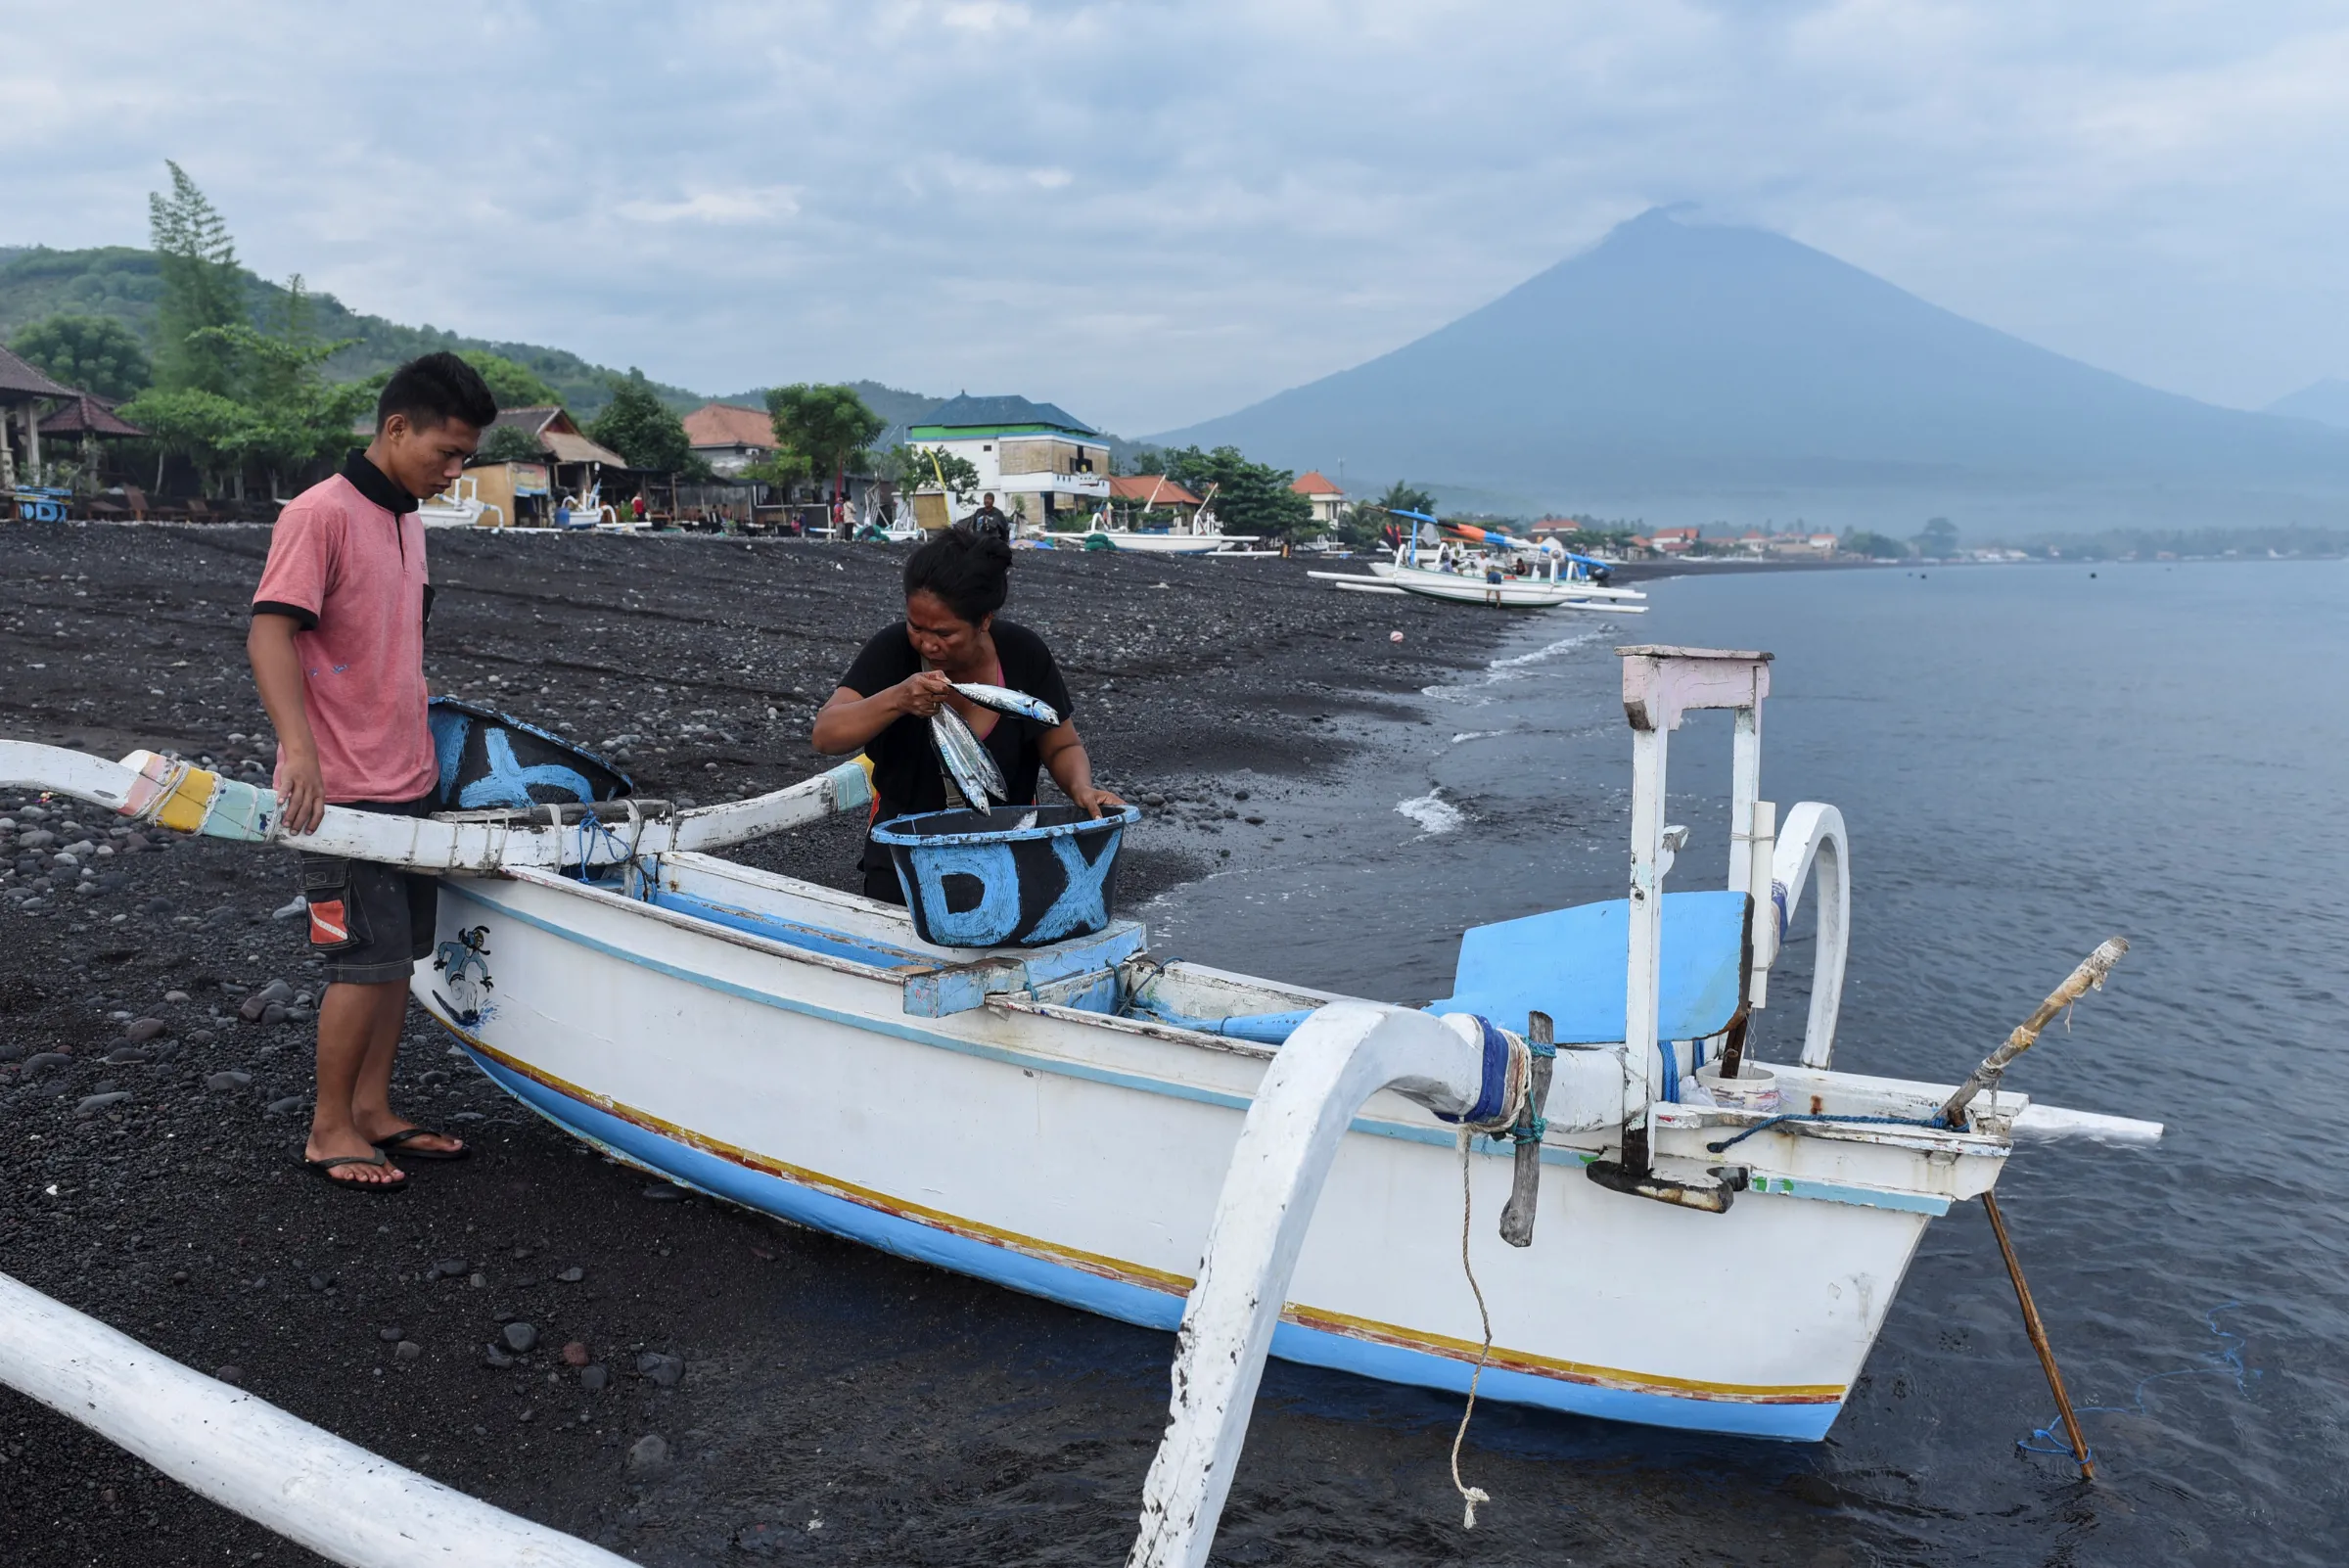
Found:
[881,442,979,502]
[114,388,256,495]
[478,422,544,463]
[148,161,246,396]
[586,370,704,475]
[1842,529,1911,560]
[124,275,368,495]
[10,314,151,400]
[1372,480,1438,518]
[1915,517,1958,556]
[1159,444,1314,540]
[191,276,368,491]
[740,449,814,491]
[460,351,559,409]
[765,383,886,500]
[1335,480,1438,545]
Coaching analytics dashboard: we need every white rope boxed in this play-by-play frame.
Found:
[1448,1125,1495,1530]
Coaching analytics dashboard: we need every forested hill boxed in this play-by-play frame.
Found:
[0,245,702,417]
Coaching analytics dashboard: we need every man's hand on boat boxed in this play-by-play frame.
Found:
[275,749,328,836]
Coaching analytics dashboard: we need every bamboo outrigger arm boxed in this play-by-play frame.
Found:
[0,740,874,873]
[1940,938,2129,1129]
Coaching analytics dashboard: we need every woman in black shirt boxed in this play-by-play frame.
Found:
[811,526,1127,902]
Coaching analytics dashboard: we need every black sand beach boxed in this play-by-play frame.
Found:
[0,525,1631,1565]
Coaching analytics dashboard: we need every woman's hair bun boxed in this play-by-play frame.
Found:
[905,524,1014,623]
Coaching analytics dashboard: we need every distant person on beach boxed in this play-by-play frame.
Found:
[967,492,1011,542]
[248,351,496,1192]
[811,525,1125,902]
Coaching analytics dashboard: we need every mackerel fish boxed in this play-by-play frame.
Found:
[952,683,1060,727]
[932,706,1008,807]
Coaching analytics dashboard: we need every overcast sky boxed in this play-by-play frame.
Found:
[6,1,2346,437]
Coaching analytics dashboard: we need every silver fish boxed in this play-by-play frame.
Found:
[952,682,1060,727]
[932,706,1008,807]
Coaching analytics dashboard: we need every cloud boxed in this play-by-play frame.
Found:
[4,0,2347,435]
[615,187,803,225]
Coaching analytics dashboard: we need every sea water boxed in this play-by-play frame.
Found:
[1147,558,2346,1565]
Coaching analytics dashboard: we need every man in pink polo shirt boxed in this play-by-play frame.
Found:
[249,352,496,1191]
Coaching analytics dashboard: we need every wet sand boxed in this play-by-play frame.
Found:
[0,524,1702,1566]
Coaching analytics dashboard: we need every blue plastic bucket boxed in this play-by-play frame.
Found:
[427,698,633,811]
[872,804,1141,948]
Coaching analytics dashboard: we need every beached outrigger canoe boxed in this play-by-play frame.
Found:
[1,644,2156,1565]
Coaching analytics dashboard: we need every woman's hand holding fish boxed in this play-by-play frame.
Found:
[894,669,954,718]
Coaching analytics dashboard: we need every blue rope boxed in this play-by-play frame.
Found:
[573,810,629,883]
[2017,1302,2258,1465]
[1658,1038,1681,1104]
[1512,1037,1555,1146]
[1705,1111,1943,1153]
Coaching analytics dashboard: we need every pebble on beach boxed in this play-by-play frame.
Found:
[627,1435,670,1471]
[636,1352,684,1388]
[502,1321,538,1354]
[579,1364,610,1393]
[561,1340,590,1367]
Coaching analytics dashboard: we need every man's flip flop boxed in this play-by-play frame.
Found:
[371,1128,469,1162]
[301,1152,408,1192]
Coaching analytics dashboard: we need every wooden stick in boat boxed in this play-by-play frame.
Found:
[1982,1189,2096,1482]
[1938,938,2128,1129]
[1498,1011,1553,1248]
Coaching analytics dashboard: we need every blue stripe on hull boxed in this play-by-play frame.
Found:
[459,1045,1840,1441]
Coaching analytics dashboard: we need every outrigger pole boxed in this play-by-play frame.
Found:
[1984,1190,2096,1481]
[0,740,874,873]
[1947,938,2130,1484]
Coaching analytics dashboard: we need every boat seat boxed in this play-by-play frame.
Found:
[1427,891,1752,1045]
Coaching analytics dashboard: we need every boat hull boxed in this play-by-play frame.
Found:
[413,863,1987,1440]
[1043,530,1259,555]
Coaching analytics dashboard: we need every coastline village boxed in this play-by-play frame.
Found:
[3,334,1881,562]
[0,171,1947,563]
[0,328,1869,561]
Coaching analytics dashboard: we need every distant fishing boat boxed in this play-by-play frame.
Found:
[1044,481,1261,555]
[416,475,504,530]
[555,486,616,530]
[2,643,2154,1504]
[1315,512,1649,610]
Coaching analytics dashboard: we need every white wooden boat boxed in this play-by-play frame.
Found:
[1044,489,1260,554]
[417,476,505,530]
[1,645,2155,1509]
[556,488,616,530]
[1318,559,1646,610]
[1044,527,1264,555]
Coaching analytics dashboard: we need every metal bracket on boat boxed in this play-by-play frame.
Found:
[1584,1157,1737,1214]
[902,920,1148,1017]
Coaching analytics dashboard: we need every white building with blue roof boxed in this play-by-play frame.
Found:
[907,393,1111,528]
